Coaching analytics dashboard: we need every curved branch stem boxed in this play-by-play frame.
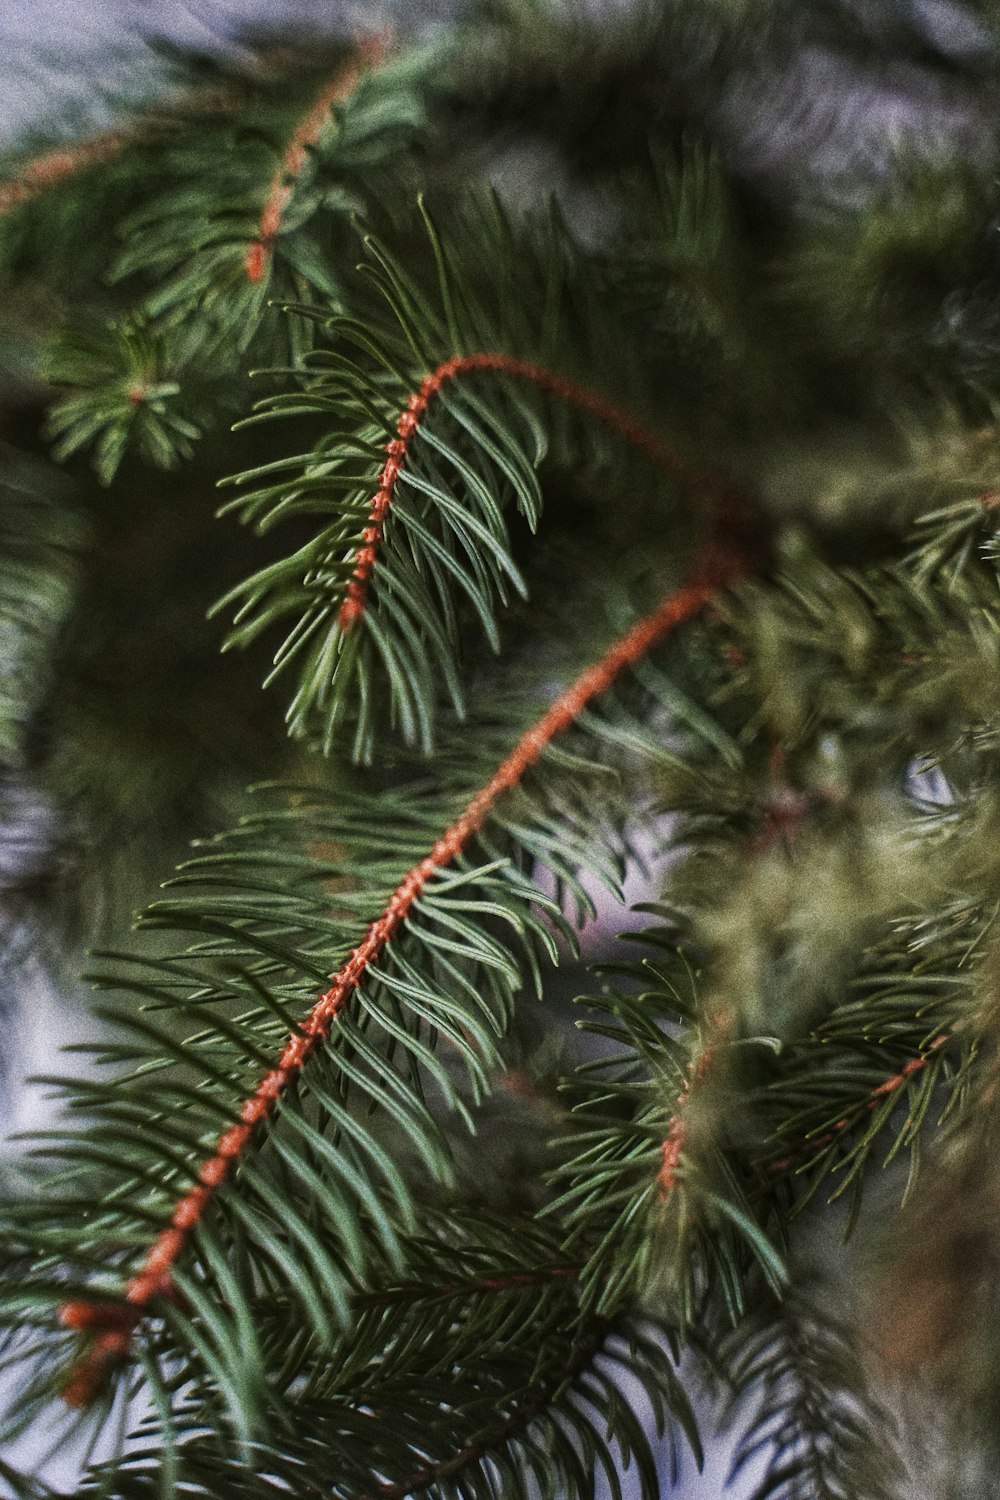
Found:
[0,134,129,216]
[244,37,390,283]
[339,352,734,630]
[365,1327,605,1500]
[769,1031,951,1175]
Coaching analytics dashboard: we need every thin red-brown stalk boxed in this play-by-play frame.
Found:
[365,1335,604,1500]
[0,134,129,216]
[59,536,749,1403]
[769,1031,951,1175]
[338,353,725,631]
[656,1040,720,1199]
[420,1265,578,1301]
[747,741,818,855]
[656,1031,952,1210]
[370,1391,556,1500]
[657,1014,951,1200]
[655,726,850,1194]
[244,38,389,284]
[0,78,258,219]
[0,47,382,236]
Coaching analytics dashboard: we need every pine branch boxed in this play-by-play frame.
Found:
[77,1315,697,1500]
[755,936,973,1227]
[0,453,758,1464]
[337,352,715,632]
[366,1351,592,1500]
[244,37,391,287]
[555,817,973,1324]
[0,133,129,217]
[0,71,263,223]
[720,1290,902,1500]
[218,221,754,757]
[13,8,1000,1487]
[553,969,787,1326]
[110,42,416,348]
[768,1031,951,1176]
[44,524,749,1412]
[43,319,205,485]
[31,37,419,484]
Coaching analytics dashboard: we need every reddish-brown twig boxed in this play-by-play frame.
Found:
[365,1332,604,1500]
[657,1046,716,1199]
[244,38,389,284]
[0,134,129,217]
[60,549,750,1403]
[58,346,761,1400]
[0,78,254,219]
[655,1031,952,1231]
[0,45,385,247]
[657,1009,951,1203]
[769,1032,951,1175]
[338,352,727,631]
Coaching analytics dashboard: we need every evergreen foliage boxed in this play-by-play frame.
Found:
[4,1,1000,1495]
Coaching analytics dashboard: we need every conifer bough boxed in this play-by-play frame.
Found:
[58,354,755,1407]
[1,6,997,1498]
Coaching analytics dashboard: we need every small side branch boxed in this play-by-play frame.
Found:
[364,1330,604,1500]
[657,1041,720,1199]
[0,78,252,218]
[339,352,730,630]
[769,1032,951,1175]
[657,1026,952,1203]
[245,37,389,284]
[0,135,128,217]
[370,1390,559,1500]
